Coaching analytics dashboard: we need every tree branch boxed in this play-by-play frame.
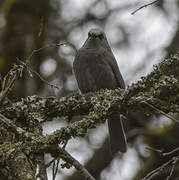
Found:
[0,52,179,179]
[131,0,161,15]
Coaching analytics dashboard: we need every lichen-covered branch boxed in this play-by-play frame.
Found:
[0,52,179,179]
[1,53,179,124]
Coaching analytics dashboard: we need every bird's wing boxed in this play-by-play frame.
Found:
[102,49,125,89]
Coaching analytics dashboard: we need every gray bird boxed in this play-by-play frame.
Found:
[73,28,127,155]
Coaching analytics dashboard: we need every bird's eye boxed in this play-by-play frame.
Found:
[88,32,92,37]
[88,31,103,39]
[98,34,103,40]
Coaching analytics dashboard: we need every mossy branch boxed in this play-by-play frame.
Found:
[0,52,179,179]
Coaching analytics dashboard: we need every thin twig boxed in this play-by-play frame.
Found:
[60,149,96,180]
[146,146,179,157]
[52,160,60,180]
[163,147,179,157]
[0,65,24,103]
[52,161,56,180]
[166,157,178,180]
[143,147,179,180]
[18,60,60,90]
[0,74,3,89]
[131,0,160,15]
[146,146,164,154]
[142,101,179,123]
[45,159,56,168]
[17,42,75,90]
[142,156,178,180]
[27,42,75,62]
[0,75,16,102]
[26,64,60,90]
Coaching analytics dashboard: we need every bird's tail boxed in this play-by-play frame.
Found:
[108,111,127,155]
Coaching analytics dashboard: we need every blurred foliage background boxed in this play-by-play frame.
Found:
[0,0,179,179]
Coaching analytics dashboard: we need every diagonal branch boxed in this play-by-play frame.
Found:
[131,0,161,15]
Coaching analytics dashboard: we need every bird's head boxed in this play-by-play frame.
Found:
[82,28,112,52]
[88,28,106,40]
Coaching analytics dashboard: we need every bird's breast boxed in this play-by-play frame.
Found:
[73,49,118,92]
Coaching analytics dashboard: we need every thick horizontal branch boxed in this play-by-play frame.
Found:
[1,53,179,124]
[0,52,179,179]
[0,52,178,145]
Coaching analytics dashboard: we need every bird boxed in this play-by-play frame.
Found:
[73,28,127,155]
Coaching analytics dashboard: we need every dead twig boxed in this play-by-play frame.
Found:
[18,59,60,90]
[60,148,96,180]
[52,159,60,180]
[146,146,179,157]
[144,147,179,180]
[142,155,179,180]
[142,100,179,124]
[0,64,24,103]
[131,0,160,15]
[166,157,178,180]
